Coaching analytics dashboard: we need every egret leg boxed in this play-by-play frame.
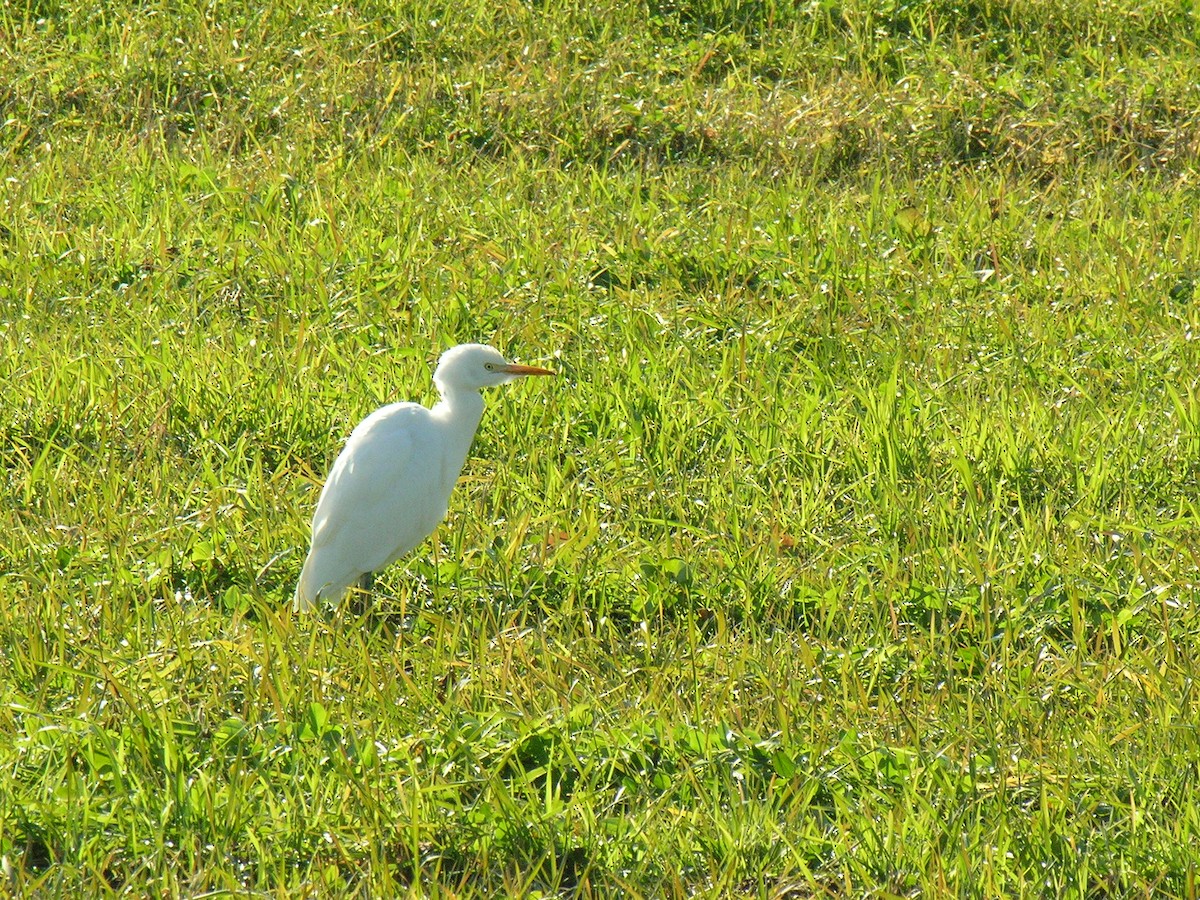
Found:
[346,571,376,618]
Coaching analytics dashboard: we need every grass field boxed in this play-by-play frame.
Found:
[4,0,1200,895]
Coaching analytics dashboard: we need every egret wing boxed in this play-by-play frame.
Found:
[301,403,449,599]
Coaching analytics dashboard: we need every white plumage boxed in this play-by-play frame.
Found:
[293,343,555,611]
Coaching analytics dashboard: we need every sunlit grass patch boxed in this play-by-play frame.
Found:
[4,0,1200,895]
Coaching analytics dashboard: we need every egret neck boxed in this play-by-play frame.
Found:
[429,384,486,493]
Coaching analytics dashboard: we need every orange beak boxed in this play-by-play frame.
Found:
[500,362,557,377]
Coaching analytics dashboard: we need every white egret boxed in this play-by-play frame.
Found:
[293,343,555,612]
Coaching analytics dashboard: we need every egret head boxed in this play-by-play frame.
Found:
[433,343,556,394]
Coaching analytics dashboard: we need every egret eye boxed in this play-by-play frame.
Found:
[485,363,495,371]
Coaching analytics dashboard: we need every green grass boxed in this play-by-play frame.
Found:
[3,0,1200,895]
